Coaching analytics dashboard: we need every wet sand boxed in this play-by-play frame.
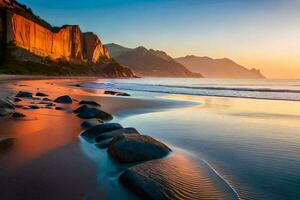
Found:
[0,77,239,200]
[0,77,173,200]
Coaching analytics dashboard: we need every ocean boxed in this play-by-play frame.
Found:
[81,78,300,200]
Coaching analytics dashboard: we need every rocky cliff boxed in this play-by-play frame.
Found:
[175,55,265,79]
[105,43,202,77]
[0,0,135,77]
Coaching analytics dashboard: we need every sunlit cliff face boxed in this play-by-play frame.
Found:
[5,11,110,64]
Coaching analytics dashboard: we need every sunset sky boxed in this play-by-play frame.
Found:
[19,0,300,79]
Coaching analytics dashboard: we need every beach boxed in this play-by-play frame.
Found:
[0,76,300,200]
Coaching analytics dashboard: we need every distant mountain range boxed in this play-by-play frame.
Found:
[175,55,264,79]
[106,43,265,79]
[105,43,202,77]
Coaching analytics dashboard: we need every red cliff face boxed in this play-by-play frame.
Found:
[6,12,84,63]
[0,0,134,77]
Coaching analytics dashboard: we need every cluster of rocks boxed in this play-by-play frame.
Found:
[1,89,175,199]
[78,99,174,200]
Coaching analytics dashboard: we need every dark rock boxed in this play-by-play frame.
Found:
[95,138,113,149]
[0,137,15,152]
[79,100,101,107]
[55,107,65,110]
[77,107,113,121]
[95,128,139,143]
[28,105,39,109]
[14,98,22,102]
[54,95,73,104]
[81,119,102,129]
[104,90,119,95]
[108,134,171,163]
[73,105,89,113]
[116,92,130,96]
[42,98,52,101]
[16,91,33,98]
[81,123,123,140]
[104,90,130,96]
[36,92,48,97]
[12,112,26,119]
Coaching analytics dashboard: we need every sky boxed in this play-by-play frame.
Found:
[18,0,300,79]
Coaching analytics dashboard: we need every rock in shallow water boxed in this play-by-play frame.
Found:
[76,107,113,121]
[104,90,130,96]
[108,134,171,163]
[81,123,123,140]
[80,119,103,129]
[54,95,73,104]
[95,127,140,143]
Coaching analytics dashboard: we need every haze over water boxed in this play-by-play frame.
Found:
[82,78,300,200]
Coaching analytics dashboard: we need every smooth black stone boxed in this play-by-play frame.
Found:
[16,91,33,98]
[108,134,171,163]
[76,107,113,121]
[95,138,113,149]
[73,105,89,113]
[36,92,48,97]
[81,119,102,129]
[104,90,130,96]
[12,112,26,118]
[54,95,73,104]
[28,105,39,109]
[95,127,140,143]
[81,123,123,140]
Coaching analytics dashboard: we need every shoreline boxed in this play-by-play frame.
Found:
[0,77,241,200]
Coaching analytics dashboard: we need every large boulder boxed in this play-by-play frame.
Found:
[81,123,123,140]
[54,95,73,104]
[0,99,15,117]
[79,100,101,107]
[16,91,33,98]
[95,127,139,143]
[108,134,171,163]
[76,107,113,121]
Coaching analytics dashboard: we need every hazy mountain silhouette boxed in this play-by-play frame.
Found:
[175,55,264,79]
[105,43,202,77]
